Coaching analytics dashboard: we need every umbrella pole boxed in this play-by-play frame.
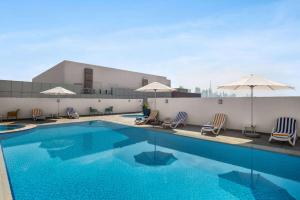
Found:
[250,86,255,188]
[251,86,255,188]
[154,89,157,110]
[250,86,254,128]
[57,98,60,117]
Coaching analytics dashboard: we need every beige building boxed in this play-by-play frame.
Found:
[33,60,171,94]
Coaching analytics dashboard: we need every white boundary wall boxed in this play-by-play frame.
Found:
[149,97,300,134]
[0,98,143,119]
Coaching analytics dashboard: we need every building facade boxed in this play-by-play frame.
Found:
[33,60,171,94]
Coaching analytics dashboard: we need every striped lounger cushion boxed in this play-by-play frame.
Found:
[273,117,296,136]
[174,112,188,123]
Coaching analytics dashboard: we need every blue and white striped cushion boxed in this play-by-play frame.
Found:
[174,112,188,123]
[275,117,296,135]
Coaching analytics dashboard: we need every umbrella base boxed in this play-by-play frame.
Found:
[244,132,261,138]
[243,125,260,138]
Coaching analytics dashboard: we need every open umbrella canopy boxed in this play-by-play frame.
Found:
[136,82,175,110]
[218,74,294,91]
[40,87,76,117]
[218,74,294,131]
[41,87,76,95]
[135,82,175,92]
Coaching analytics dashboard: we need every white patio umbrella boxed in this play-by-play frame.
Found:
[218,74,294,128]
[136,82,175,109]
[41,87,76,116]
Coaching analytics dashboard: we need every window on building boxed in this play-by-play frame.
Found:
[142,78,148,86]
[84,68,93,89]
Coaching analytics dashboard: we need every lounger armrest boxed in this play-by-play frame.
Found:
[202,124,214,128]
[271,128,275,134]
[203,122,212,127]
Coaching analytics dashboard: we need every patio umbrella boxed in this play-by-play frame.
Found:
[136,82,175,109]
[41,87,76,117]
[218,74,294,129]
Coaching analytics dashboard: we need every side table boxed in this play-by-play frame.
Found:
[242,125,260,138]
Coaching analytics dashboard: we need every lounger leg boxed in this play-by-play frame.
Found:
[268,136,273,143]
[289,139,294,146]
[290,136,296,146]
[212,128,219,135]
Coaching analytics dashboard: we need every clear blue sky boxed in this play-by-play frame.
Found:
[0,0,299,96]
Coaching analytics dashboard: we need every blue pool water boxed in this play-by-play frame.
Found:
[122,113,144,118]
[0,124,24,132]
[1,121,300,200]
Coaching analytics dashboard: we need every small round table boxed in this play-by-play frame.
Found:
[242,125,260,138]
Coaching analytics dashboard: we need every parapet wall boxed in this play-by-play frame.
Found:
[0,98,143,119]
[149,97,300,135]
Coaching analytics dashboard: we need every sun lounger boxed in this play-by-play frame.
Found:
[66,107,79,119]
[269,117,297,146]
[32,108,47,121]
[201,113,226,135]
[162,112,188,128]
[135,110,159,125]
[104,106,113,115]
[89,107,102,115]
[7,109,20,120]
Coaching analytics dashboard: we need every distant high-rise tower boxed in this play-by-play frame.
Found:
[209,81,212,97]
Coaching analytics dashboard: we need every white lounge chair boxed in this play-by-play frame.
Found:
[135,110,159,125]
[269,117,297,146]
[32,108,46,121]
[66,107,79,119]
[201,113,226,135]
[162,112,188,128]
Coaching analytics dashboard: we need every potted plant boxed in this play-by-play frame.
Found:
[142,102,151,117]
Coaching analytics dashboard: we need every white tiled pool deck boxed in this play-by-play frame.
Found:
[0,114,299,200]
[0,147,12,200]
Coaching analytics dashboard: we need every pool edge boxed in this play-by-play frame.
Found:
[97,118,300,158]
[0,145,13,200]
[2,116,299,158]
[0,123,37,134]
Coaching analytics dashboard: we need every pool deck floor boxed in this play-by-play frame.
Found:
[0,113,300,200]
[1,114,300,155]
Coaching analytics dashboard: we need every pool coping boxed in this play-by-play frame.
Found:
[31,117,300,157]
[97,118,300,157]
[6,117,299,157]
[0,123,37,134]
[0,145,12,200]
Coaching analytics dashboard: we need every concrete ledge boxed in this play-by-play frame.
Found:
[0,146,12,200]
[97,116,300,157]
[0,123,37,134]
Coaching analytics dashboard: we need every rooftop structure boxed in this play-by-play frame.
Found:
[33,60,171,94]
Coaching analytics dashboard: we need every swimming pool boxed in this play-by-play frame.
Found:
[1,121,299,200]
[0,124,25,132]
